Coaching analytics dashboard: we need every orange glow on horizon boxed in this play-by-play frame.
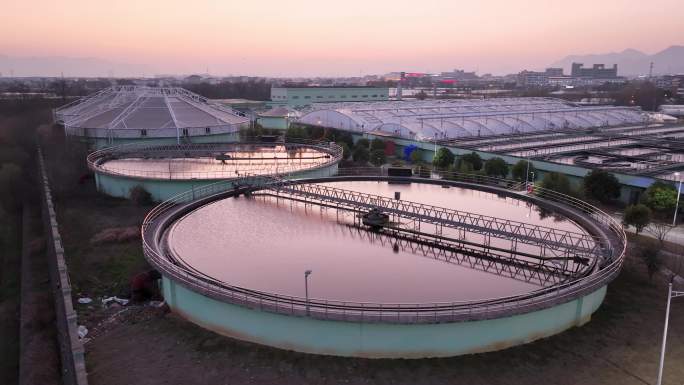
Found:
[0,0,682,76]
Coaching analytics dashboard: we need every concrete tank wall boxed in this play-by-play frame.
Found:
[161,276,607,359]
[94,162,339,201]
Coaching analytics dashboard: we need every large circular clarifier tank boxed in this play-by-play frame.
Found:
[88,141,341,201]
[168,182,587,302]
[145,177,625,358]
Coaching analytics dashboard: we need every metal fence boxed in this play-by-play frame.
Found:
[141,168,626,324]
[37,148,89,385]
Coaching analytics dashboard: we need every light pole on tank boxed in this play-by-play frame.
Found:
[525,149,538,189]
[304,270,312,316]
[672,172,682,227]
[656,281,684,385]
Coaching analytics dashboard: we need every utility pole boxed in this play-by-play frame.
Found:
[649,62,654,80]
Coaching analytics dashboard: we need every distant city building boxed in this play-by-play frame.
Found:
[545,68,564,77]
[439,69,479,81]
[571,63,618,78]
[270,86,389,107]
[654,74,684,97]
[517,68,565,87]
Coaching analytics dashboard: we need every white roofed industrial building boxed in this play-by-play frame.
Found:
[297,97,645,141]
[55,86,249,146]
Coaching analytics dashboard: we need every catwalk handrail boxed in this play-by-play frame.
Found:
[260,179,601,255]
[87,139,343,180]
[141,170,626,322]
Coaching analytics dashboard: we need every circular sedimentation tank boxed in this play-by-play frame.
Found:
[142,175,626,358]
[87,140,342,201]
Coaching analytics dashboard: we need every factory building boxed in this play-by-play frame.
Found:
[270,86,389,107]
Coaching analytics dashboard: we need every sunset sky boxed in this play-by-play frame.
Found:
[1,0,682,77]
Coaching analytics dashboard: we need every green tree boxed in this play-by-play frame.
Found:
[456,152,483,171]
[623,204,652,234]
[540,172,574,196]
[352,145,369,163]
[370,149,387,166]
[641,181,678,216]
[432,148,455,169]
[583,170,621,204]
[484,157,509,178]
[284,126,307,140]
[336,142,351,160]
[370,138,385,152]
[355,138,370,149]
[511,159,536,181]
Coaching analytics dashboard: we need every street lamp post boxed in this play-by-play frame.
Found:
[304,270,312,316]
[673,172,682,227]
[657,282,684,385]
[525,150,538,189]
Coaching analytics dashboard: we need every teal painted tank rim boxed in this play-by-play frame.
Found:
[141,173,626,324]
[87,138,343,182]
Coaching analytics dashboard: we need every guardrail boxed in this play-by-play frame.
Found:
[141,168,626,323]
[86,139,343,181]
[37,148,89,385]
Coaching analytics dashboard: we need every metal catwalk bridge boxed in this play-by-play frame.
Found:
[340,224,586,285]
[236,176,605,281]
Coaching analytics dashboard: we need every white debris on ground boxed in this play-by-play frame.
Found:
[102,296,130,307]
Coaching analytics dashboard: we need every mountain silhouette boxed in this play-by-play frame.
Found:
[550,46,684,76]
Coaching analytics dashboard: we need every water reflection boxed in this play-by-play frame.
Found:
[167,182,587,303]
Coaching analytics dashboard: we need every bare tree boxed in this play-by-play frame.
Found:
[646,221,674,246]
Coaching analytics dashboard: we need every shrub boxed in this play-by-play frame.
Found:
[456,152,483,171]
[511,159,536,181]
[370,149,387,166]
[352,145,369,163]
[641,181,678,216]
[484,157,509,178]
[129,185,153,206]
[355,138,370,149]
[583,170,621,203]
[623,204,652,234]
[540,172,575,196]
[432,148,455,169]
[370,138,385,152]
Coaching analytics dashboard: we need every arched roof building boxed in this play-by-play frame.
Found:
[55,86,249,146]
[297,97,644,141]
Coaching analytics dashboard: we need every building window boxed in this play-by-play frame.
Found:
[292,96,299,99]
[182,128,189,136]
[362,95,368,98]
[205,127,211,134]
[316,96,323,98]
[304,96,311,99]
[140,129,147,137]
[340,95,347,98]
[351,95,358,98]
[372,94,377,97]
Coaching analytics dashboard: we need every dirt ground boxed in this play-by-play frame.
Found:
[76,254,683,385]
[0,209,21,385]
[51,179,684,385]
[54,182,151,300]
[19,206,61,384]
